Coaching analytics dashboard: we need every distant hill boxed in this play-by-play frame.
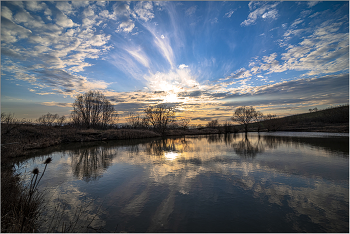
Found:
[249,105,349,133]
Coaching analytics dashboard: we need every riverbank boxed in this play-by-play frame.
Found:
[2,122,348,164]
[1,124,224,164]
[1,122,348,232]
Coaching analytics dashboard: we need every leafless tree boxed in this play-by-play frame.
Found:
[127,112,143,129]
[144,104,175,134]
[231,106,258,133]
[206,119,219,128]
[223,120,236,133]
[177,118,191,129]
[1,112,16,125]
[37,112,60,126]
[71,90,116,129]
[309,107,318,113]
[264,114,277,132]
[1,112,18,134]
[254,111,264,132]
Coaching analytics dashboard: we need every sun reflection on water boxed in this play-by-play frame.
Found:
[164,151,179,161]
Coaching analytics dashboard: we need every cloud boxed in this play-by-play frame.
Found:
[115,102,146,112]
[55,11,77,28]
[2,6,13,20]
[41,101,72,107]
[125,47,150,68]
[185,6,197,16]
[178,91,202,97]
[221,68,252,81]
[1,17,32,43]
[134,1,154,22]
[144,24,175,68]
[222,74,349,109]
[26,2,47,12]
[178,64,188,69]
[241,2,279,26]
[224,10,235,18]
[307,1,319,8]
[55,2,74,15]
[118,19,135,33]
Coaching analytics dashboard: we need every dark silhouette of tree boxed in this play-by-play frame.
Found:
[71,90,116,129]
[206,119,219,128]
[264,114,277,132]
[144,104,175,135]
[177,118,191,129]
[231,106,258,133]
[37,112,65,126]
[254,111,264,132]
[127,112,142,129]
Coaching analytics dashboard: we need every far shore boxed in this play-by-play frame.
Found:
[1,122,348,166]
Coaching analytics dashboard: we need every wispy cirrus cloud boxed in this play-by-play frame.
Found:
[241,2,279,26]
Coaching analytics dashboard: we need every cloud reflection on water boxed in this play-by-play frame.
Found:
[19,133,348,232]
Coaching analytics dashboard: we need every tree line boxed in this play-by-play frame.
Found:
[0,90,280,134]
[4,90,346,134]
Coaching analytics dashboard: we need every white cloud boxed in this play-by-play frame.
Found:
[261,9,278,19]
[241,2,279,26]
[134,1,154,22]
[56,2,74,15]
[179,64,189,69]
[1,6,13,21]
[307,1,319,8]
[1,17,32,43]
[26,2,46,12]
[55,12,77,28]
[125,47,150,68]
[144,67,199,94]
[41,102,72,107]
[224,10,235,18]
[83,6,95,17]
[118,19,135,33]
[291,18,303,28]
[71,1,90,8]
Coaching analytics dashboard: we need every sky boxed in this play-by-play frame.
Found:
[1,1,349,125]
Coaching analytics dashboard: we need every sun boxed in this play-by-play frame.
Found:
[162,91,181,103]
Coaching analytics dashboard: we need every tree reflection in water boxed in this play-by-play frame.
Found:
[145,138,177,156]
[70,146,115,182]
[231,134,265,158]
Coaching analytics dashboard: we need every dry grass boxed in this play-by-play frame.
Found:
[1,169,44,233]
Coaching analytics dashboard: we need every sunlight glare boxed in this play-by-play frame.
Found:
[164,151,179,161]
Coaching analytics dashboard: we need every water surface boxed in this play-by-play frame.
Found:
[17,132,349,232]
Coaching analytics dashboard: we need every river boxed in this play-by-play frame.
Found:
[15,132,349,232]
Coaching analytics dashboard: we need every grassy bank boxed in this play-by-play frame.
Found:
[246,105,349,133]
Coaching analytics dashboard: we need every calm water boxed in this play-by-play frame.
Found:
[16,132,349,232]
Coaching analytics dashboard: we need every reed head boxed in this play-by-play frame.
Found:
[32,168,39,175]
[44,157,52,164]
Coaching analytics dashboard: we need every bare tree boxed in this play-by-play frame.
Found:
[1,112,16,125]
[37,113,60,126]
[127,112,143,129]
[71,90,116,129]
[264,114,277,132]
[1,112,18,134]
[231,106,257,133]
[144,104,175,134]
[206,119,219,128]
[177,118,191,129]
[254,111,264,132]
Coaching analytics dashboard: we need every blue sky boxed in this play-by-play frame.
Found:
[1,1,349,124]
